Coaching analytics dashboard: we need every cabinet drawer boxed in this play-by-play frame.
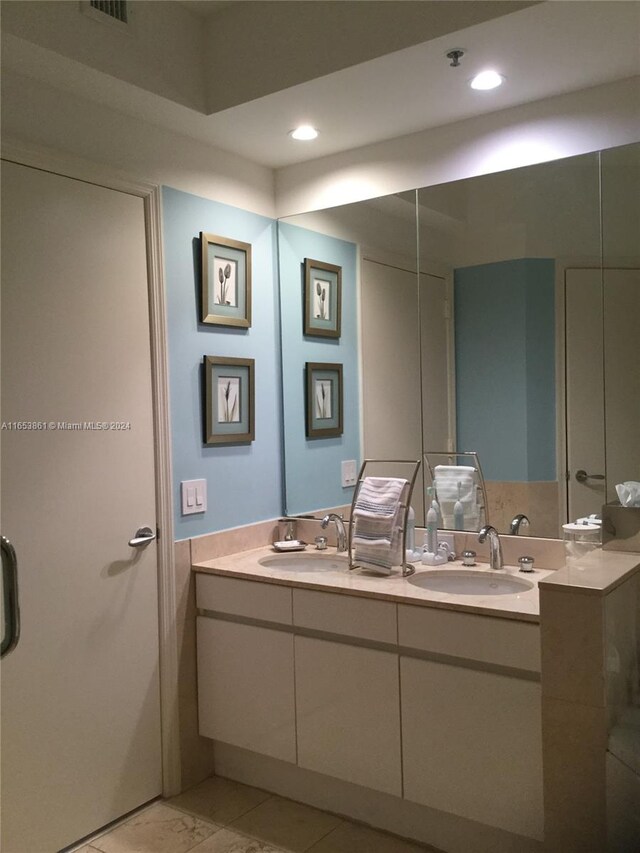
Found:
[398,604,540,672]
[196,573,292,624]
[293,589,397,644]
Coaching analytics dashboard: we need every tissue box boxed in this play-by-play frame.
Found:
[602,502,640,552]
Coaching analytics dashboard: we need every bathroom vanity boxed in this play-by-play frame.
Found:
[190,531,640,852]
[193,547,556,850]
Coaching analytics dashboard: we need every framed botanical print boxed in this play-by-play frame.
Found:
[201,233,252,328]
[304,258,342,338]
[305,362,343,438]
[204,356,255,444]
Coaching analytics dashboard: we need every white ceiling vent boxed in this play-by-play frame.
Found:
[82,1,130,29]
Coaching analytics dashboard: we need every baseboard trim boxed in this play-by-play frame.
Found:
[213,741,543,853]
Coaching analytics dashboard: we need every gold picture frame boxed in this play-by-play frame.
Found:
[204,356,255,444]
[201,233,252,328]
[305,362,343,438]
[304,258,342,338]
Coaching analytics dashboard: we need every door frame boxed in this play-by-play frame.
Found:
[1,139,180,796]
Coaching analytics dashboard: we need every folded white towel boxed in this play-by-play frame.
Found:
[434,465,477,478]
[433,465,476,501]
[353,477,409,574]
[434,465,480,529]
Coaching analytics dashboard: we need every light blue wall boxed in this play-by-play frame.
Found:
[162,187,283,538]
[278,222,361,514]
[455,259,556,482]
[524,261,556,481]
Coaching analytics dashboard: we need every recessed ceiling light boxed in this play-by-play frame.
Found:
[290,125,319,141]
[469,70,504,91]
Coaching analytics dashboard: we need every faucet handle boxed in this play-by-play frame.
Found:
[518,555,535,573]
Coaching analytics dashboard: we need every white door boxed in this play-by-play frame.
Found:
[360,259,423,519]
[565,267,640,521]
[602,268,640,498]
[1,162,162,852]
[419,270,454,456]
[565,268,607,521]
[360,259,452,525]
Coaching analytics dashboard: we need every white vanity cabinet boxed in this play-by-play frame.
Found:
[194,568,544,843]
[196,575,297,763]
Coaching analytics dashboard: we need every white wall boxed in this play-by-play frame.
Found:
[419,152,603,269]
[275,76,640,217]
[282,194,418,272]
[1,69,275,218]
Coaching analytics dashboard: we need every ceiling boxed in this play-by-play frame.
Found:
[206,1,639,167]
[178,0,236,16]
[3,1,639,170]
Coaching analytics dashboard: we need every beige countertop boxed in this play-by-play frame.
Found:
[192,545,557,623]
[538,547,640,596]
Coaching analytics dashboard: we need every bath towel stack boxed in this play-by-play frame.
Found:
[352,477,409,575]
[433,465,480,529]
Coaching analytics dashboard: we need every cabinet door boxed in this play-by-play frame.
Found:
[197,617,296,763]
[295,636,402,795]
[401,656,543,840]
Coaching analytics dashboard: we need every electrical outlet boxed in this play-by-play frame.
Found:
[341,459,357,487]
[181,479,207,515]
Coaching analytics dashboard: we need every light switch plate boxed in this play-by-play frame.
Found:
[181,479,207,515]
[341,459,357,488]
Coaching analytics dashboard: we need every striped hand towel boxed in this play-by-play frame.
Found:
[353,477,409,574]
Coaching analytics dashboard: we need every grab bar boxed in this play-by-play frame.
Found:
[1,535,21,658]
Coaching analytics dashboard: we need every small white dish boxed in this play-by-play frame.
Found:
[272,539,307,552]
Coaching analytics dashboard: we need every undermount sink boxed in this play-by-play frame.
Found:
[259,553,349,572]
[408,569,534,596]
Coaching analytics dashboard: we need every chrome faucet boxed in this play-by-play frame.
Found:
[321,513,347,552]
[510,513,530,535]
[478,524,504,570]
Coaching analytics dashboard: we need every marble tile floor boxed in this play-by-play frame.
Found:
[73,775,441,853]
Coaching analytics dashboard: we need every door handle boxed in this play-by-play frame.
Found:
[575,470,605,483]
[128,526,157,547]
[1,535,21,658]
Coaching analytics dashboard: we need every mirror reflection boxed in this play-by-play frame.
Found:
[278,143,639,539]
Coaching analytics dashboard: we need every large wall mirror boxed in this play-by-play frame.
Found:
[277,142,639,539]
